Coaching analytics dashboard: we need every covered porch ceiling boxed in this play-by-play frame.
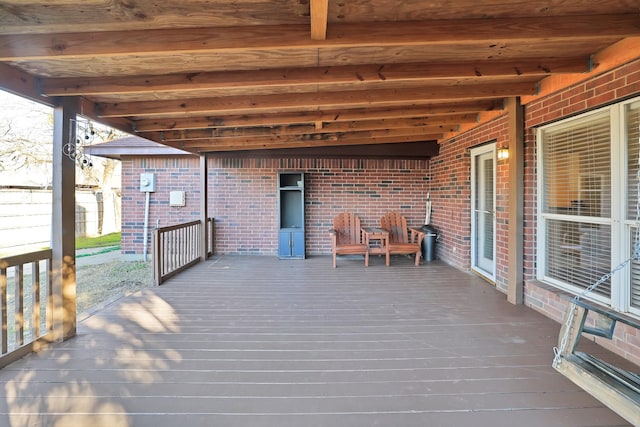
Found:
[1,1,639,158]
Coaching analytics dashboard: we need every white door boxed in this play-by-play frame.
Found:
[471,144,496,280]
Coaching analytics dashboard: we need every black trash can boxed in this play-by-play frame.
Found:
[420,225,438,261]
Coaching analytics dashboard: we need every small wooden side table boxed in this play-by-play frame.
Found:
[362,227,390,267]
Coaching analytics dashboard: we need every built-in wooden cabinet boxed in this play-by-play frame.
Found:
[278,172,305,259]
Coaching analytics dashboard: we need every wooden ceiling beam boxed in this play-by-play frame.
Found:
[176,133,444,152]
[153,123,456,142]
[207,141,440,160]
[132,103,491,132]
[39,57,588,97]
[310,0,329,40]
[99,82,533,118]
[1,15,637,60]
[0,62,54,106]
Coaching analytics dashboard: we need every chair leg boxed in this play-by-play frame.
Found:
[333,252,337,268]
[365,250,369,267]
[414,251,420,266]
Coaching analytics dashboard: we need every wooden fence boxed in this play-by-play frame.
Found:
[0,249,53,368]
[153,218,215,285]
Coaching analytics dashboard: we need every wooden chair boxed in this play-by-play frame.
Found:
[380,211,426,266]
[329,212,369,268]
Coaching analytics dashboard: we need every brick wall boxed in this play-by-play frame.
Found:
[520,58,640,364]
[122,156,430,256]
[209,157,430,255]
[431,58,640,279]
[428,57,640,363]
[429,116,510,288]
[121,156,201,256]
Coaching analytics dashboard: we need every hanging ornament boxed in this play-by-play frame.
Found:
[64,118,95,169]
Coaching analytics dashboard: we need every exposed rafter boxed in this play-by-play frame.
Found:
[98,82,536,118]
[39,58,587,97]
[0,15,636,60]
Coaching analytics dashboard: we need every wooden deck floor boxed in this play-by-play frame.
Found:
[0,255,631,427]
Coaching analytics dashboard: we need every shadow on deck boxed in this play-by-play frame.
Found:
[0,255,631,426]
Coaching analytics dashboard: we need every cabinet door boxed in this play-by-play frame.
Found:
[291,230,305,258]
[278,231,292,257]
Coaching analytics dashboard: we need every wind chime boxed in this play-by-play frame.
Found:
[63,118,95,169]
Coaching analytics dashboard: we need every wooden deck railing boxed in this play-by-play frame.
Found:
[153,218,215,285]
[0,249,53,368]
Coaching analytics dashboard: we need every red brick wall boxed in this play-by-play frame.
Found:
[431,58,640,282]
[429,116,510,289]
[121,156,201,256]
[122,156,430,256]
[428,57,640,363]
[209,157,430,255]
[520,59,640,364]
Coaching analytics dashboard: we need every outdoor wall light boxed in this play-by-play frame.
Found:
[497,146,509,160]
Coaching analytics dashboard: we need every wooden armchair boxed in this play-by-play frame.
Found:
[380,211,426,266]
[329,212,369,268]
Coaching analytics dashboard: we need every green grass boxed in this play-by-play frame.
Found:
[76,232,121,250]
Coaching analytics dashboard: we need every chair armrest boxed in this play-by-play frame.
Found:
[328,229,337,246]
[409,227,426,244]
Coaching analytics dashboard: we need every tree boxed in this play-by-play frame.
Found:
[1,89,126,236]
[0,91,53,186]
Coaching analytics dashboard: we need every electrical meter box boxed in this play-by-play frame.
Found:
[139,173,156,192]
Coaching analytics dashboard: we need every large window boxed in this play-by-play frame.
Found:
[538,97,640,316]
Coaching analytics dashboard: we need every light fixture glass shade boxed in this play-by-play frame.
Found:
[497,147,509,160]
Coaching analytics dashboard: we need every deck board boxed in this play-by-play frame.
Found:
[0,256,631,426]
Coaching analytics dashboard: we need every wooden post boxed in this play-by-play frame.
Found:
[199,154,209,261]
[507,97,524,305]
[51,97,78,341]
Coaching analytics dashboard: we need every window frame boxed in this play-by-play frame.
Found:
[536,96,640,317]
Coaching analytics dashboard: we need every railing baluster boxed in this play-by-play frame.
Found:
[1,267,7,354]
[0,249,52,364]
[152,220,211,285]
[46,258,53,332]
[15,264,24,346]
[33,260,41,338]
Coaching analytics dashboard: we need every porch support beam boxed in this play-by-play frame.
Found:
[506,97,524,305]
[51,97,78,340]
[199,154,209,261]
